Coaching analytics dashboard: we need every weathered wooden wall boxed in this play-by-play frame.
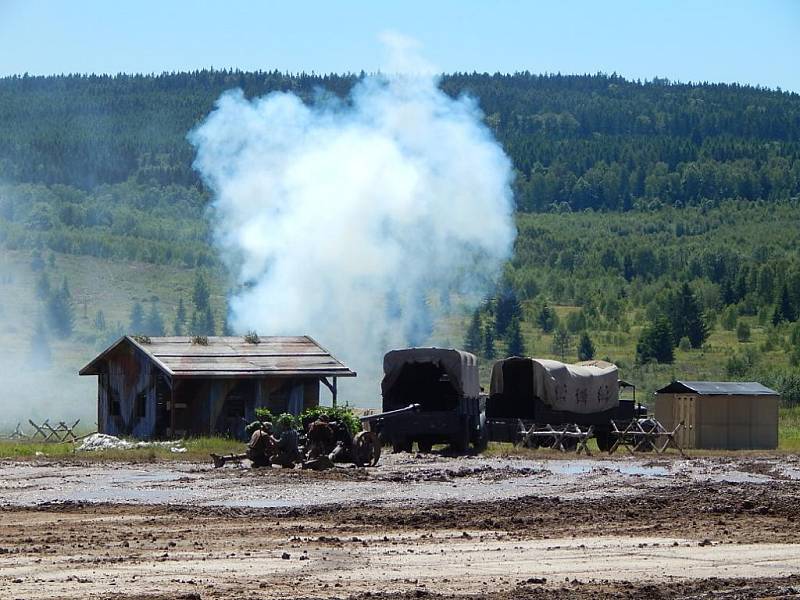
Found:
[96,341,323,440]
[98,343,161,439]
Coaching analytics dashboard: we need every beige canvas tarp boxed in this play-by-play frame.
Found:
[382,348,480,399]
[491,358,619,414]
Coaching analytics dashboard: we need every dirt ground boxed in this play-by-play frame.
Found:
[1,453,799,599]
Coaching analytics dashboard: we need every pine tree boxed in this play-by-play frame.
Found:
[636,316,674,364]
[577,332,595,361]
[551,326,572,361]
[193,272,210,311]
[94,310,106,330]
[174,297,187,335]
[464,310,482,354]
[668,283,708,348]
[45,287,74,337]
[482,322,495,359]
[506,316,525,356]
[145,301,165,336]
[495,290,522,337]
[189,310,201,335]
[537,303,557,333]
[203,306,216,335]
[129,301,145,333]
[773,284,796,325]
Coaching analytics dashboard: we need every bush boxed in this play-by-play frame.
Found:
[678,336,691,351]
[736,321,751,342]
[300,405,361,435]
[253,407,275,423]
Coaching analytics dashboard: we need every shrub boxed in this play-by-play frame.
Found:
[300,405,361,435]
[736,321,751,342]
[253,407,275,423]
[678,336,691,351]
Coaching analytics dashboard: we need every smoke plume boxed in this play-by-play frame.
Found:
[190,37,516,404]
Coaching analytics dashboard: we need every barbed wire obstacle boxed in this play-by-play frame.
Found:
[4,423,26,440]
[518,421,595,456]
[26,419,81,442]
[608,419,686,457]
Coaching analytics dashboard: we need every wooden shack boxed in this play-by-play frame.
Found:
[79,335,355,440]
[654,381,779,450]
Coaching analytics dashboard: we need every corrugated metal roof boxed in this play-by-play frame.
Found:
[79,335,356,378]
[655,380,779,396]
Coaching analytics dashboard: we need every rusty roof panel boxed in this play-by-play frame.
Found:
[79,335,356,378]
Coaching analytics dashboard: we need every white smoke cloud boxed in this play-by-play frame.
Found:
[190,37,516,404]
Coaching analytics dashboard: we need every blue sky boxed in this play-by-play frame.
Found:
[0,0,798,91]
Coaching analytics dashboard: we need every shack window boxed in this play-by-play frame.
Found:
[224,381,252,419]
[135,392,147,419]
[109,390,121,417]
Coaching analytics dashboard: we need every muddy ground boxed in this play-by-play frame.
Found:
[1,453,799,599]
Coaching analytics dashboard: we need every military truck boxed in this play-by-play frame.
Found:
[485,357,642,451]
[379,347,485,453]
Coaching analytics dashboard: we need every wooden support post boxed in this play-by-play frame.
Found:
[320,377,338,408]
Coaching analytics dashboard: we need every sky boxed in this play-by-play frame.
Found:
[0,0,798,91]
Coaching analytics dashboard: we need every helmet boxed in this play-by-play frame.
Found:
[245,421,263,436]
[277,414,295,432]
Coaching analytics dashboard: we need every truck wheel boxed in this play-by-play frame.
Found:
[417,439,433,453]
[392,437,411,453]
[595,431,612,452]
[472,431,488,453]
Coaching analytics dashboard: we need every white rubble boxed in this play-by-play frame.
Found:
[76,433,185,453]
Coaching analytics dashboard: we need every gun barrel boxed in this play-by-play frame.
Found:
[360,403,420,423]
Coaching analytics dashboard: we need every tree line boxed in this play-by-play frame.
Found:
[0,71,798,211]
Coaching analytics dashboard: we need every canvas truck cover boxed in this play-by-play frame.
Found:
[382,348,481,399]
[490,358,619,414]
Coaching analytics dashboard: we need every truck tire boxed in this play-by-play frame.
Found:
[417,439,433,453]
[595,430,612,452]
[472,430,488,453]
[392,437,412,453]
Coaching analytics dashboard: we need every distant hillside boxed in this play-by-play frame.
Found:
[0,71,799,210]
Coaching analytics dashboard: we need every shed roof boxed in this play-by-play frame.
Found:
[655,380,778,396]
[79,335,356,379]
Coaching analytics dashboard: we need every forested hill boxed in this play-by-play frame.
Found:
[1,71,799,210]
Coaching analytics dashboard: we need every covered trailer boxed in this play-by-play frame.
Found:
[486,357,639,450]
[379,348,485,453]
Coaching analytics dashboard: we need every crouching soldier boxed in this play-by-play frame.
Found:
[270,414,303,468]
[305,414,334,460]
[211,420,274,468]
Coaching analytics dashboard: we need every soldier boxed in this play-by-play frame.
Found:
[305,414,334,460]
[270,414,303,468]
[327,419,355,463]
[211,420,274,468]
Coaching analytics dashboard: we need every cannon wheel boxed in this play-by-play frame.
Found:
[353,431,381,467]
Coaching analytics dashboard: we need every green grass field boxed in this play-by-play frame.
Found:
[2,405,797,461]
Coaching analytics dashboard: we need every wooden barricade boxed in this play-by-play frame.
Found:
[608,419,685,457]
[518,421,595,456]
[27,419,81,442]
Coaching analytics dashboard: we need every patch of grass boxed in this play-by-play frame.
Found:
[0,436,245,462]
[780,406,800,451]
